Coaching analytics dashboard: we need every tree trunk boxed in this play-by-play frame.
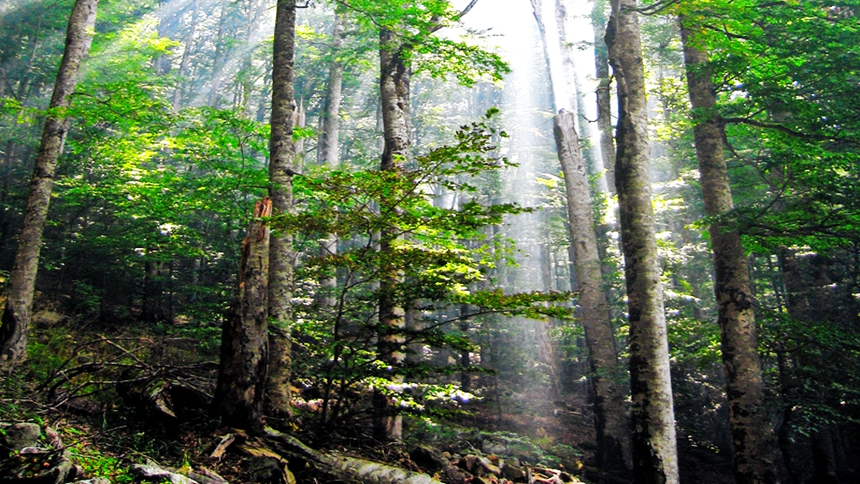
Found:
[212,198,272,433]
[318,13,345,168]
[208,0,229,108]
[375,27,411,442]
[554,110,632,472]
[316,13,345,308]
[0,0,98,372]
[142,258,166,323]
[171,0,199,110]
[553,0,575,110]
[265,0,297,419]
[680,19,781,484]
[592,0,615,193]
[605,1,679,482]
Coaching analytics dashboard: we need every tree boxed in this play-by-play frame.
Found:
[266,0,298,418]
[605,0,679,481]
[0,0,98,372]
[335,0,504,441]
[554,109,631,472]
[591,0,615,192]
[283,111,572,441]
[212,198,272,432]
[318,12,345,168]
[680,15,781,484]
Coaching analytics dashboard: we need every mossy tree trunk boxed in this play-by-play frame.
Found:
[264,0,297,419]
[680,18,781,484]
[605,0,679,482]
[374,26,411,442]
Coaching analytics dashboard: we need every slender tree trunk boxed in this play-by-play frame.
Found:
[0,140,18,259]
[265,0,297,419]
[318,13,344,168]
[554,110,632,471]
[142,258,166,322]
[680,19,781,484]
[316,15,345,309]
[171,0,199,110]
[554,0,579,113]
[592,0,615,193]
[0,0,98,372]
[212,198,272,433]
[208,0,229,108]
[374,27,411,442]
[605,1,679,482]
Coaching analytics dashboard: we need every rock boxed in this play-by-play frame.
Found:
[460,455,480,474]
[0,448,74,484]
[1,422,41,450]
[481,438,508,456]
[33,310,65,327]
[131,463,199,484]
[439,465,469,484]
[410,446,449,472]
[478,456,501,477]
[72,479,112,484]
[479,435,542,464]
[500,461,527,482]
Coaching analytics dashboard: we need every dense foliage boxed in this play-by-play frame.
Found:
[1,0,860,482]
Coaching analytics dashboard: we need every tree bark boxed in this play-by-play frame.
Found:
[208,0,229,108]
[318,13,345,168]
[0,0,98,372]
[554,0,579,113]
[171,0,199,110]
[592,0,615,193]
[316,14,345,309]
[265,0,297,418]
[680,19,781,484]
[374,27,411,442]
[212,198,272,433]
[554,110,632,472]
[605,1,679,482]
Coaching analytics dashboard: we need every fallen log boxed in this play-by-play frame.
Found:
[263,427,443,484]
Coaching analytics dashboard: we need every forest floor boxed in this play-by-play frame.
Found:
[0,310,733,484]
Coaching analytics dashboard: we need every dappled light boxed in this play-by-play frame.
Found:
[1,0,860,483]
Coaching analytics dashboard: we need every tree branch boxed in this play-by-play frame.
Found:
[722,116,860,147]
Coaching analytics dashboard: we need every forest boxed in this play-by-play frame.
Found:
[0,0,858,483]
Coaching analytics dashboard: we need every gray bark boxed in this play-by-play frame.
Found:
[554,110,631,471]
[318,13,345,168]
[375,27,411,442]
[680,20,780,484]
[605,1,679,482]
[208,0,229,108]
[171,0,199,110]
[554,0,579,113]
[0,0,98,372]
[212,198,272,432]
[265,0,297,418]
[592,0,615,192]
[315,14,346,309]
